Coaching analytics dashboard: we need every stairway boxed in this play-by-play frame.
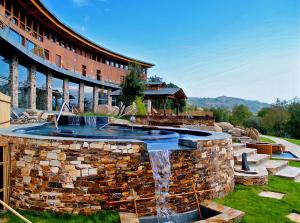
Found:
[233,143,300,182]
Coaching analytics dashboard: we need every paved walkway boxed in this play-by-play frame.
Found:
[262,135,300,158]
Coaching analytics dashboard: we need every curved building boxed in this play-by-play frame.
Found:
[0,0,153,111]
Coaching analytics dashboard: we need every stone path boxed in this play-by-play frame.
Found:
[258,191,285,199]
[261,135,300,158]
[233,143,300,182]
[287,213,300,223]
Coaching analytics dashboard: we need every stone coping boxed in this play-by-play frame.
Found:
[0,122,231,144]
[195,200,244,223]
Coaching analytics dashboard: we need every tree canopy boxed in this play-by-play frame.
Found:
[119,63,146,113]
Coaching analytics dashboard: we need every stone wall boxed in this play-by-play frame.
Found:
[0,136,234,216]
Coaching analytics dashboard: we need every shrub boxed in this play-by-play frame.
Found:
[135,96,147,115]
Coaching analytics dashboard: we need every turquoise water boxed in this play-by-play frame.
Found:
[272,152,298,159]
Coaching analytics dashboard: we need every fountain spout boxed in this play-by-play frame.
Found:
[55,101,72,129]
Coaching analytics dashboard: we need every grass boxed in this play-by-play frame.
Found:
[0,210,119,223]
[284,138,300,146]
[215,176,300,223]
[289,160,300,168]
[259,136,276,143]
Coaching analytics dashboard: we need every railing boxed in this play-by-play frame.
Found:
[0,200,32,223]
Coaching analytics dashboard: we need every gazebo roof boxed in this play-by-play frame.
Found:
[111,88,187,100]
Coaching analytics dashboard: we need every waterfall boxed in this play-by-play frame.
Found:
[83,116,97,127]
[149,150,180,223]
[68,116,81,125]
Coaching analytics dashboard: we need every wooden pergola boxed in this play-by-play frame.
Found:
[144,88,187,116]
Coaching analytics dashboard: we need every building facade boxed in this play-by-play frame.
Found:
[0,0,153,112]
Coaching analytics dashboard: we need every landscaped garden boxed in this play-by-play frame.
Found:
[216,175,300,223]
[0,210,119,223]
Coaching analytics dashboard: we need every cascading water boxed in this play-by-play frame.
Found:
[149,150,180,223]
[83,116,97,127]
[68,116,81,125]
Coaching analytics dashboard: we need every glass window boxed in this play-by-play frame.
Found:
[69,82,79,109]
[44,49,50,60]
[0,56,10,96]
[9,29,21,45]
[18,64,29,108]
[26,39,35,52]
[55,54,61,67]
[52,77,63,111]
[36,71,46,110]
[84,86,93,112]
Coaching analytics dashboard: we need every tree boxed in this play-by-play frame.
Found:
[119,63,146,114]
[261,106,290,136]
[229,104,252,126]
[286,99,300,138]
[135,96,147,115]
[148,75,163,82]
[210,107,230,122]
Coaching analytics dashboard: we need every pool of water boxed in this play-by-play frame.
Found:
[272,152,298,159]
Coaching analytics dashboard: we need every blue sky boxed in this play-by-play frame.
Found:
[41,0,300,103]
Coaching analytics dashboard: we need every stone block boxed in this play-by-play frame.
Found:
[40,160,50,166]
[88,168,97,175]
[47,152,58,160]
[16,161,25,167]
[58,153,66,161]
[50,160,61,167]
[51,167,59,174]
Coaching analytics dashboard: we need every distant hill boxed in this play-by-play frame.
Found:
[188,96,270,113]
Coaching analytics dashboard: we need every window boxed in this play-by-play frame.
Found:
[44,49,50,60]
[97,70,101,81]
[26,39,35,52]
[56,54,61,67]
[82,65,87,76]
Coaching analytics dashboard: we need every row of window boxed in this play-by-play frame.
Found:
[1,0,148,75]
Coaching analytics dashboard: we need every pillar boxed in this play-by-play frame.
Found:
[46,72,53,111]
[28,65,36,110]
[63,77,69,111]
[147,99,152,114]
[93,86,99,113]
[78,81,84,112]
[9,56,18,108]
[107,89,112,106]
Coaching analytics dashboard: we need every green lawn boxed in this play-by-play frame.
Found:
[215,176,300,223]
[259,136,276,143]
[284,138,300,146]
[0,210,119,223]
[289,160,300,168]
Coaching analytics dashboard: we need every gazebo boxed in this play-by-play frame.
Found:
[111,81,187,116]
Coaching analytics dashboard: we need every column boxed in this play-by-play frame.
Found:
[107,89,112,106]
[63,77,69,111]
[78,81,84,112]
[46,72,53,111]
[147,99,152,114]
[93,86,99,113]
[9,56,18,108]
[28,65,37,110]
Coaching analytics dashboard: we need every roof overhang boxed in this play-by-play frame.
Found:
[16,0,154,68]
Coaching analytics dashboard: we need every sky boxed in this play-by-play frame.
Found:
[41,0,300,103]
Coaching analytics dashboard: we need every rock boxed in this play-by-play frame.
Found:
[244,128,260,141]
[26,109,37,116]
[228,127,243,137]
[124,102,137,115]
[216,122,234,132]
[96,105,119,115]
